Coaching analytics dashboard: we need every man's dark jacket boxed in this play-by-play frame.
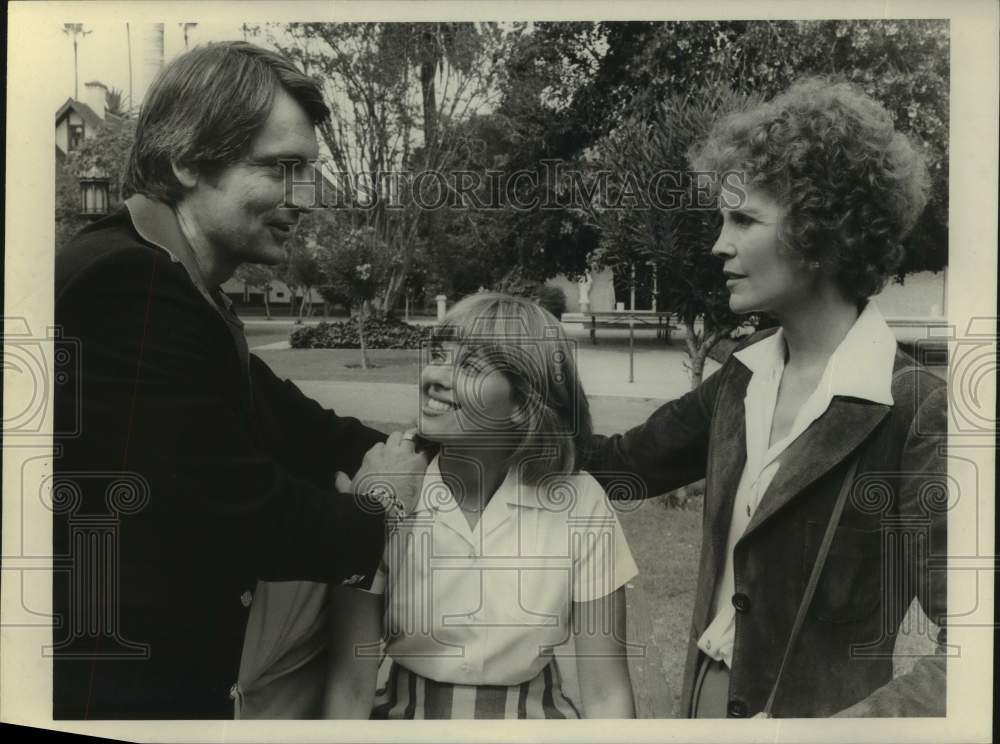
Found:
[53,196,386,719]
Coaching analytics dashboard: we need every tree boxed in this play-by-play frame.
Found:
[234,264,277,319]
[409,26,613,295]
[63,24,92,99]
[178,22,198,51]
[314,226,395,369]
[530,19,948,385]
[104,86,129,117]
[562,20,949,275]
[275,258,303,320]
[289,240,325,321]
[585,82,763,387]
[267,22,517,316]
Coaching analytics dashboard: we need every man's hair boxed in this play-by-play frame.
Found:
[690,76,931,302]
[432,293,592,485]
[124,41,329,203]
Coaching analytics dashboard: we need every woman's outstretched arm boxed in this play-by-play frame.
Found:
[322,585,383,719]
[582,339,748,499]
[572,587,636,718]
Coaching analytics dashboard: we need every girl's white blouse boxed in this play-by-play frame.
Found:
[368,456,639,686]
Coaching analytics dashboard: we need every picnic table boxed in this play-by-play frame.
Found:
[562,310,676,345]
[562,311,677,383]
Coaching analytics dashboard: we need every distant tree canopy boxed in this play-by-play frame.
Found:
[55,20,948,332]
[421,19,947,307]
[582,82,768,385]
[267,21,518,316]
[553,20,949,275]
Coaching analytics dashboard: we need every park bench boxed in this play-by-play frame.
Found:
[561,311,677,345]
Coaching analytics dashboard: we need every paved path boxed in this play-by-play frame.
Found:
[248,316,720,433]
[294,380,672,435]
[253,340,292,351]
[253,320,720,402]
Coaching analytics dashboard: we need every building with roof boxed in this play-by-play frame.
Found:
[55,81,112,156]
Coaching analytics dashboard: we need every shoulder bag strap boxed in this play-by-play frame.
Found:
[762,455,861,717]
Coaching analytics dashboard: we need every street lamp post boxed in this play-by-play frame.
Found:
[79,168,110,218]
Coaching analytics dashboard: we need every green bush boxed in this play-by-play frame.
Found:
[290,317,432,349]
[494,269,567,319]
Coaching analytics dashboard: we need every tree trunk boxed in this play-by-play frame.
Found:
[262,288,271,320]
[682,318,700,388]
[379,266,409,318]
[419,52,438,152]
[682,318,729,389]
[689,348,708,388]
[668,317,725,508]
[358,301,370,370]
[297,289,308,323]
[127,24,133,111]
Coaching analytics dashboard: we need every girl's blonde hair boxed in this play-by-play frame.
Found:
[432,293,592,484]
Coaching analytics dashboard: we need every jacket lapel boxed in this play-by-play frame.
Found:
[697,364,750,623]
[741,397,890,539]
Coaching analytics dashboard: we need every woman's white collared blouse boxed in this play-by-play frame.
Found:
[367,457,639,686]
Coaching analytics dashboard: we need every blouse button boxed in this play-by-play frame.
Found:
[240,590,253,608]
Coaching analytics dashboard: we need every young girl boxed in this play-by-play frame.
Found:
[322,293,639,719]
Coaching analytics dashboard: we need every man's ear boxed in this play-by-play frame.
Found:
[170,160,200,189]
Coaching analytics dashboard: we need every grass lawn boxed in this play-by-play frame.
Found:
[255,348,422,384]
[617,500,702,716]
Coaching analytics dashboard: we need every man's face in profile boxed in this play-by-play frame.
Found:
[185,86,320,267]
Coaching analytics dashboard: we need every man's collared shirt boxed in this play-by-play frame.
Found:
[369,457,639,686]
[696,302,897,667]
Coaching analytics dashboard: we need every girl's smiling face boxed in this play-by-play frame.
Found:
[418,341,521,443]
[711,187,819,317]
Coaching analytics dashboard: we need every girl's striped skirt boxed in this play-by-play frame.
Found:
[370,658,581,719]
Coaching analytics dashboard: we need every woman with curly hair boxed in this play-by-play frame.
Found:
[586,77,947,718]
